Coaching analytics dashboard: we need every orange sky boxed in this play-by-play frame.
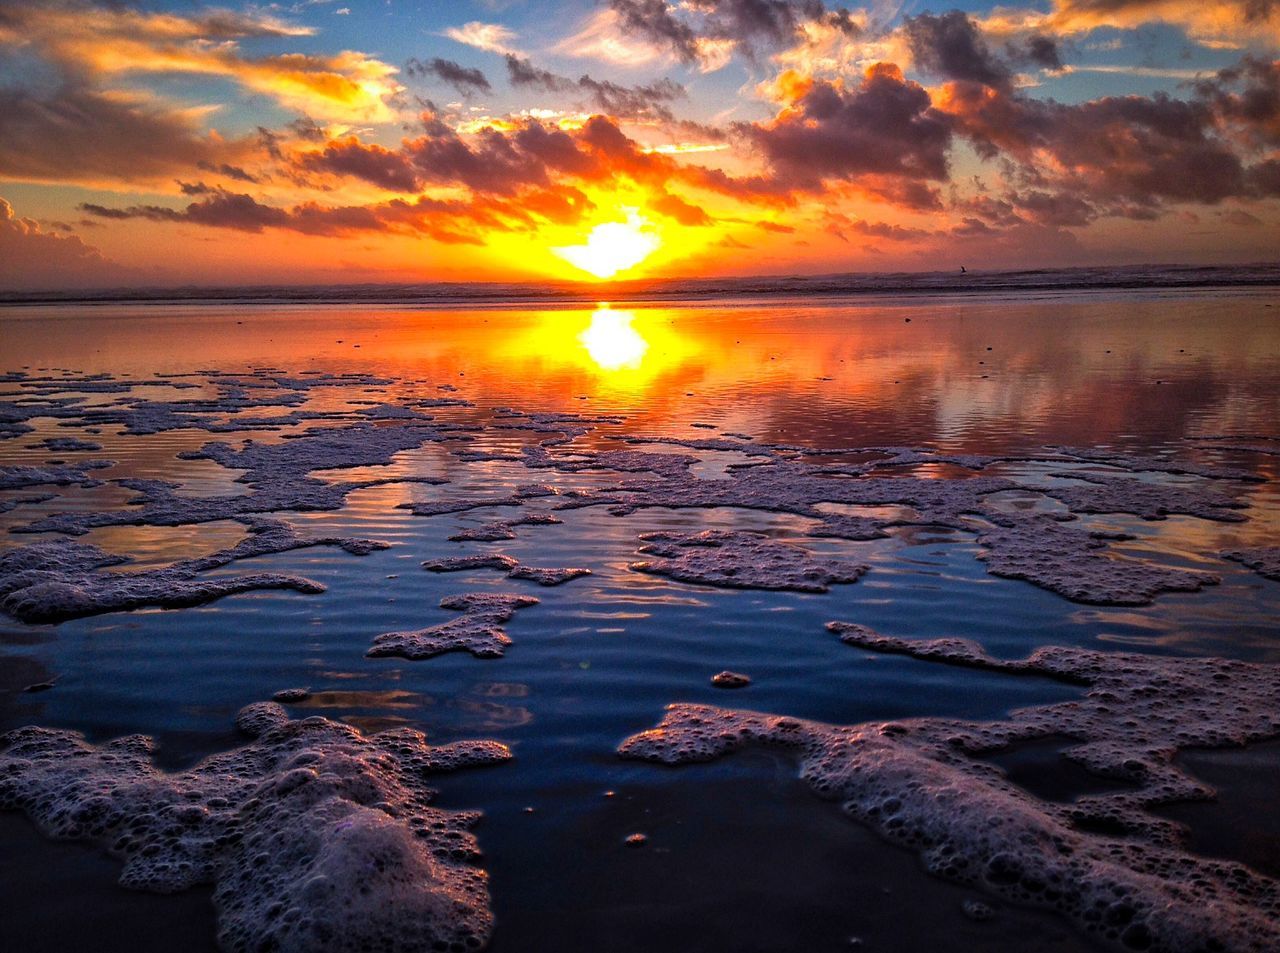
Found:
[0,0,1277,289]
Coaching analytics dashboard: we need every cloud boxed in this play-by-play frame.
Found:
[505,56,576,91]
[554,9,671,67]
[824,212,931,241]
[978,0,1280,51]
[579,75,685,119]
[299,137,422,192]
[405,58,493,95]
[0,4,313,45]
[1219,207,1264,225]
[294,111,733,203]
[1193,56,1280,149]
[442,21,521,56]
[504,56,685,120]
[197,161,260,183]
[78,185,596,246]
[605,0,861,68]
[0,196,132,290]
[651,192,714,225]
[0,84,249,187]
[936,70,1280,214]
[740,65,953,190]
[83,110,794,247]
[13,0,1276,269]
[0,1,401,123]
[1048,0,1280,48]
[903,12,1015,90]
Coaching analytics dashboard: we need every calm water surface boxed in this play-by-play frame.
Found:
[1,289,1278,952]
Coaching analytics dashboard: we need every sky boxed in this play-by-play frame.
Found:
[0,0,1277,289]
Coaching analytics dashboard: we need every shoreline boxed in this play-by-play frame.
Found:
[2,263,1278,309]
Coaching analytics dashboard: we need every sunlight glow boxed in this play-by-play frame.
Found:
[579,307,648,370]
[551,211,661,280]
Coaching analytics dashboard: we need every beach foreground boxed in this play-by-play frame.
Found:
[1,289,1278,953]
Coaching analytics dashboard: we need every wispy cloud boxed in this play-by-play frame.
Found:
[441,21,522,56]
[0,1,401,123]
[554,9,670,68]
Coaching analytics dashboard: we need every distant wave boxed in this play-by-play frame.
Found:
[3,263,1278,307]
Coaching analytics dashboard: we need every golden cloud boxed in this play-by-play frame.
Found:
[0,1,401,122]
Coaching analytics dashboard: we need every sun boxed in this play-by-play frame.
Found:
[552,210,661,280]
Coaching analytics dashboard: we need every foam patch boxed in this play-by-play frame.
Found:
[621,628,1280,952]
[1,459,113,490]
[0,705,510,953]
[367,593,540,660]
[0,519,386,623]
[423,554,590,587]
[448,514,562,542]
[629,530,868,593]
[975,516,1220,605]
[4,370,1271,614]
[1223,546,1280,581]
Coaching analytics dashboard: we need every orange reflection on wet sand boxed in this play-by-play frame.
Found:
[3,291,1277,449]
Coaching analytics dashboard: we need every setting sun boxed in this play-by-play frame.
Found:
[551,211,661,280]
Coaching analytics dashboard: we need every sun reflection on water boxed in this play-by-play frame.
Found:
[497,304,701,397]
[579,307,648,370]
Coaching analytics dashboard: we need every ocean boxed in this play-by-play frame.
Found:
[1,275,1278,952]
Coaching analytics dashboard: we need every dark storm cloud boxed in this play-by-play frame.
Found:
[954,189,1098,227]
[1010,190,1097,226]
[405,58,493,95]
[1247,157,1280,195]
